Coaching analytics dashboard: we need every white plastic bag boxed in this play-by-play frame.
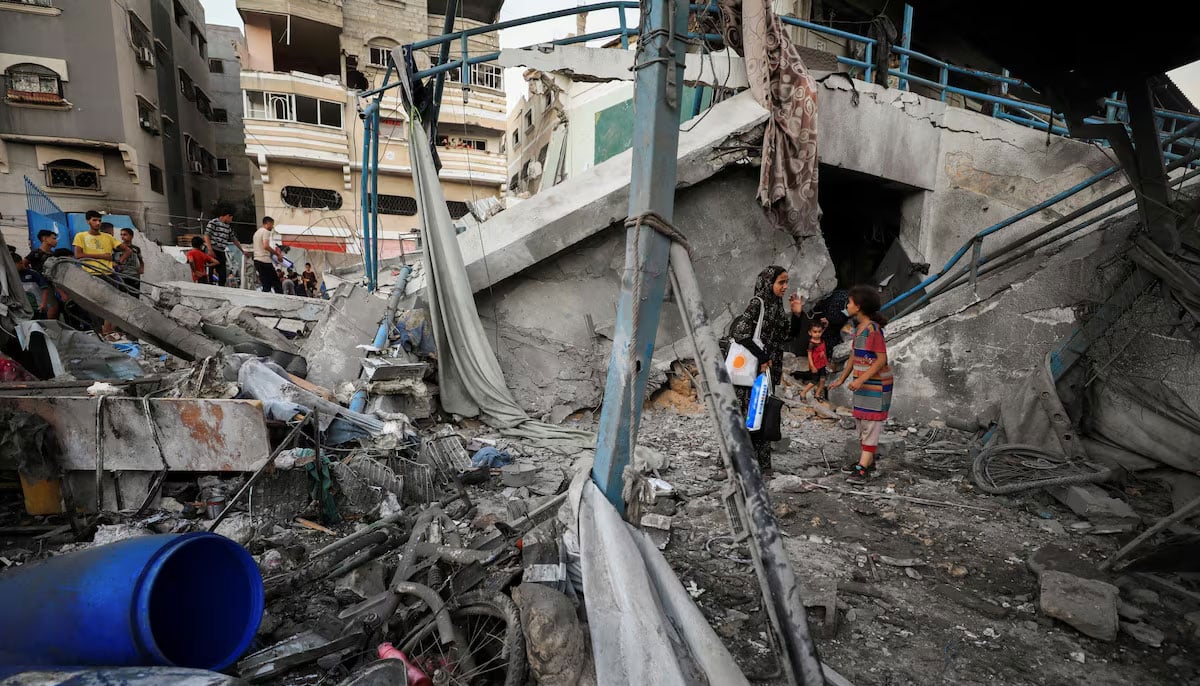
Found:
[725,297,765,387]
[745,372,772,431]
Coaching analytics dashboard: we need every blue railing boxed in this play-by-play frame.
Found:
[383,1,1200,307]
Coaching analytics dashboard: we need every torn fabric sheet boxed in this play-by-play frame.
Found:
[575,478,751,686]
[408,118,595,449]
[710,0,821,237]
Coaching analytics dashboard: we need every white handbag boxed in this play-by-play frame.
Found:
[725,297,765,387]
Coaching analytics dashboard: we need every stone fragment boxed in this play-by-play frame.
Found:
[169,304,204,329]
[92,524,154,546]
[1120,621,1164,647]
[334,559,386,605]
[1126,588,1159,605]
[1116,601,1146,622]
[1039,570,1119,641]
[1027,544,1102,580]
[512,583,589,686]
[158,497,185,514]
[768,474,816,493]
[214,513,256,546]
[1052,484,1139,525]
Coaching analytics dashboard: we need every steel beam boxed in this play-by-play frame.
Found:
[591,0,688,510]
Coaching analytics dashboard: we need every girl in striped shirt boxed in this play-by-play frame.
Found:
[828,285,893,483]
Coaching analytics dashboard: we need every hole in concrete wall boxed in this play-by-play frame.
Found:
[818,166,912,289]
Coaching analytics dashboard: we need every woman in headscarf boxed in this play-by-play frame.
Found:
[728,265,805,475]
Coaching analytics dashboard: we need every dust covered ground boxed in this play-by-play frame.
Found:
[629,392,1200,686]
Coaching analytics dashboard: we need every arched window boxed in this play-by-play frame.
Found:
[5,63,63,105]
[46,159,99,190]
[282,186,343,210]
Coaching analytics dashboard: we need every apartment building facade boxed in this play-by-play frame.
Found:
[236,0,508,259]
[206,23,256,225]
[0,0,220,245]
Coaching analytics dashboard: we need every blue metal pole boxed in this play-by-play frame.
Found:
[938,65,947,102]
[369,107,381,292]
[591,0,688,511]
[360,103,376,283]
[898,4,913,91]
[864,42,873,83]
[618,7,628,48]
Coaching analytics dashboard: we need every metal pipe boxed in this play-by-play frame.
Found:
[668,242,825,685]
[359,102,377,282]
[429,0,460,133]
[368,106,382,291]
[898,4,913,91]
[409,2,640,51]
[884,119,1200,313]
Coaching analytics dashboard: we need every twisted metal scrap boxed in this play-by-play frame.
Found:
[971,443,1115,494]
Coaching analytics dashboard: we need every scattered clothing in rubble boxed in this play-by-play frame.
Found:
[708,0,821,238]
[470,446,513,468]
[0,352,33,382]
[391,309,436,356]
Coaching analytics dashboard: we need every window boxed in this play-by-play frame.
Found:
[446,201,470,220]
[439,61,503,91]
[244,90,342,128]
[523,111,533,131]
[368,45,391,68]
[173,0,187,30]
[192,188,202,211]
[5,63,63,105]
[137,96,158,134]
[212,107,228,123]
[378,117,407,141]
[128,12,152,52]
[208,59,224,74]
[178,68,194,100]
[46,159,99,190]
[161,114,175,139]
[377,194,417,216]
[511,130,519,147]
[436,135,486,151]
[282,186,343,210]
[4,0,54,5]
[216,158,231,174]
[149,165,164,194]
[195,88,212,119]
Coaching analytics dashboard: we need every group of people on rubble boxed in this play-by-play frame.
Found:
[11,209,146,339]
[188,206,323,297]
[729,266,892,485]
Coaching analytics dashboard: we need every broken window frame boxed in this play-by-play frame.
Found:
[46,159,100,191]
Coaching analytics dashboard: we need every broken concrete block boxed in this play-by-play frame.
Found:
[1052,484,1138,523]
[1039,570,1119,641]
[512,583,588,686]
[768,475,816,493]
[799,580,839,639]
[1117,601,1146,622]
[500,463,538,487]
[92,524,154,546]
[300,282,388,390]
[1126,588,1159,605]
[334,559,386,605]
[640,513,672,550]
[1120,621,1164,647]
[214,513,257,547]
[169,304,204,329]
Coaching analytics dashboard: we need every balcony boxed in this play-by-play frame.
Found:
[437,147,506,185]
[236,0,341,27]
[241,72,350,166]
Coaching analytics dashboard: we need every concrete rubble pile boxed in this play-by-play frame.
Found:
[0,246,603,685]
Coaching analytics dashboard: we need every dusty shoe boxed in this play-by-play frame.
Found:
[845,464,871,483]
[840,460,876,474]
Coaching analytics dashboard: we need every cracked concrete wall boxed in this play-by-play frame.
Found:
[476,167,835,417]
[885,208,1139,423]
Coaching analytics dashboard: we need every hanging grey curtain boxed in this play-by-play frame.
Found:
[408,118,595,449]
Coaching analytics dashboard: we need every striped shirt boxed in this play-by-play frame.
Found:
[204,217,234,253]
[851,321,893,421]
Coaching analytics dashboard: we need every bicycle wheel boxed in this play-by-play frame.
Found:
[398,591,526,686]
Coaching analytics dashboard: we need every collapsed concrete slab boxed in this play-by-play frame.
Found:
[162,281,330,322]
[45,259,225,361]
[300,283,387,391]
[0,396,271,471]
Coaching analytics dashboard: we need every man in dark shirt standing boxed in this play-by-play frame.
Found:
[113,228,145,296]
[25,230,58,274]
[202,205,247,287]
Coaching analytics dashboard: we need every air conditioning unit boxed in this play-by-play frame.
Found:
[190,161,203,174]
[139,117,159,134]
[136,46,154,67]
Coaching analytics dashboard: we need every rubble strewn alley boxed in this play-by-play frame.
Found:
[3,1,1200,685]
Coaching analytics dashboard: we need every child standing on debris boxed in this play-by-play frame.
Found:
[791,322,829,402]
[829,285,892,483]
[186,236,219,284]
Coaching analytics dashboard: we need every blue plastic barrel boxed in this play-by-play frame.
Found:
[0,532,263,671]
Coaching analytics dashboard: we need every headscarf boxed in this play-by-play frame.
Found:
[730,265,791,351]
